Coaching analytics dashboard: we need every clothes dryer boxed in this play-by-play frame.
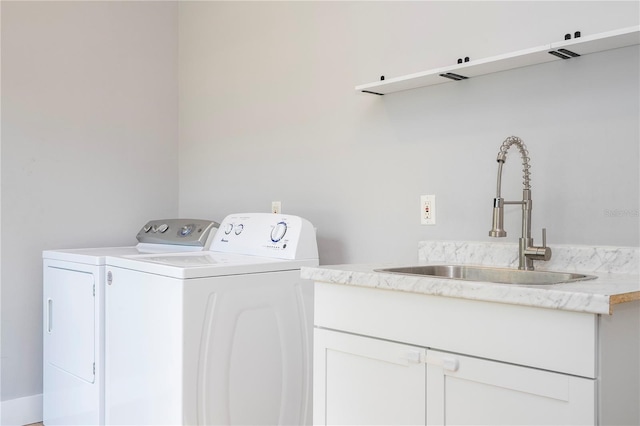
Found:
[104,213,319,425]
[42,219,219,425]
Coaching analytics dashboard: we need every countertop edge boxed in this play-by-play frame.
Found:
[301,264,640,316]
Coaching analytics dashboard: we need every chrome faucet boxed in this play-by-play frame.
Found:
[489,136,551,270]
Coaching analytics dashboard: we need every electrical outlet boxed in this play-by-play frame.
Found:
[420,195,436,225]
[271,201,281,214]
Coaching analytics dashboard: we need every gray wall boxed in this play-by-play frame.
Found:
[1,0,639,422]
[179,1,639,265]
[1,0,178,416]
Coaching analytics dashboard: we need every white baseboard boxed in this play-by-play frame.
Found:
[1,394,42,426]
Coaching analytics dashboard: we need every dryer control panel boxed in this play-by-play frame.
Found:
[211,213,318,260]
[136,219,220,247]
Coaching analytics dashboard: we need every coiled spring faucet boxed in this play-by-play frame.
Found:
[489,136,551,270]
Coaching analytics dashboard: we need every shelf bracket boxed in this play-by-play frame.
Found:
[548,48,581,59]
[439,72,469,81]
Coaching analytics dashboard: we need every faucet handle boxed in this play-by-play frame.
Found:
[525,228,552,262]
[541,228,552,260]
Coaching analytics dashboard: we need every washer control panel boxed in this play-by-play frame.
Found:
[136,219,220,246]
[212,213,318,260]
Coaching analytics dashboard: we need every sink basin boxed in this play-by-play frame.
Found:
[375,265,596,285]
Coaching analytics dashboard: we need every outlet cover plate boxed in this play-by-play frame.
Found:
[421,195,436,225]
[271,201,282,214]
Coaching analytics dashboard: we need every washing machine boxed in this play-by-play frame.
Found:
[42,218,220,425]
[104,213,319,425]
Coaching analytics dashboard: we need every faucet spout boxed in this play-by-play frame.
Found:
[488,136,551,270]
[495,136,531,194]
[489,197,506,237]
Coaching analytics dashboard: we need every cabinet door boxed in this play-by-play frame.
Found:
[425,349,595,426]
[314,328,426,426]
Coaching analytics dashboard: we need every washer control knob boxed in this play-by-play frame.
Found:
[234,224,244,235]
[158,224,169,233]
[271,222,287,242]
[143,224,152,233]
[224,224,234,235]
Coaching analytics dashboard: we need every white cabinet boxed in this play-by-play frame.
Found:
[426,350,594,426]
[314,329,426,425]
[313,282,639,426]
[314,329,594,426]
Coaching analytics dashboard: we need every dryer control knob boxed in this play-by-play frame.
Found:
[180,224,194,237]
[271,222,287,242]
[158,224,169,233]
[234,224,244,235]
[224,224,234,235]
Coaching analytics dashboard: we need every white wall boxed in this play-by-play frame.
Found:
[178,1,639,265]
[1,1,179,422]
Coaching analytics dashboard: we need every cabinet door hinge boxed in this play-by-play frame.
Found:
[93,363,96,375]
[93,284,95,297]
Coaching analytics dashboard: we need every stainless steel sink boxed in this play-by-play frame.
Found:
[375,265,596,285]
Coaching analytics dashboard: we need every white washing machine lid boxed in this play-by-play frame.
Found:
[106,251,319,279]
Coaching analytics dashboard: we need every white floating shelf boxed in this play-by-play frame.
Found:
[356,26,640,95]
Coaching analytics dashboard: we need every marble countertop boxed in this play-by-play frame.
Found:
[301,242,640,315]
